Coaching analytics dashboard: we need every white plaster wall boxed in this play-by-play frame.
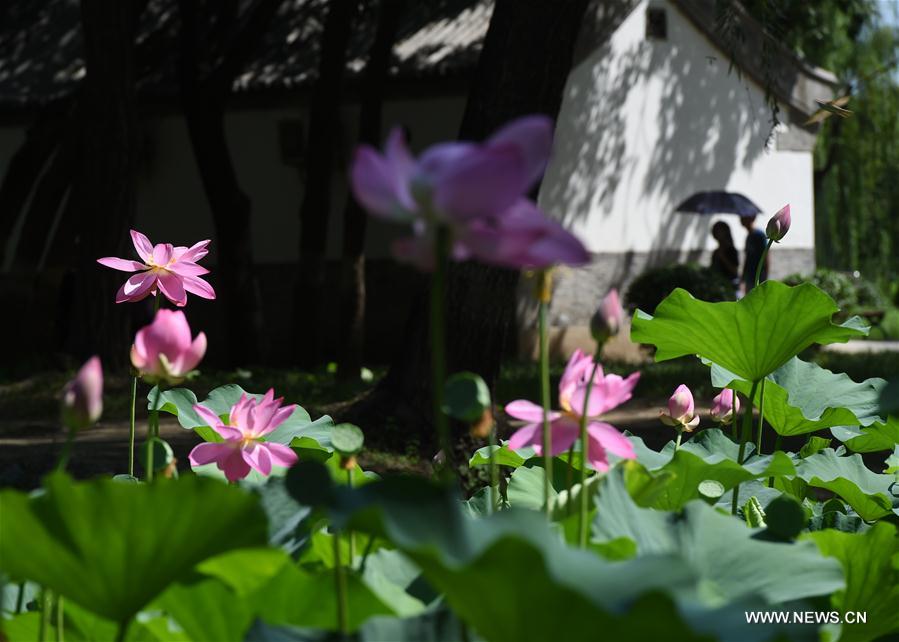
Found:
[539,0,816,257]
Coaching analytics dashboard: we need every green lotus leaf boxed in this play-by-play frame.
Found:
[593,467,844,605]
[286,461,815,642]
[469,443,529,468]
[631,282,866,381]
[792,449,899,520]
[627,431,796,510]
[711,357,899,441]
[0,473,268,623]
[806,523,899,642]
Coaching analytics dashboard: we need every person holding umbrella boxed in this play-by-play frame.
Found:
[675,191,767,296]
[710,220,739,291]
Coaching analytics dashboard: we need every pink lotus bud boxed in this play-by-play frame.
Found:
[710,388,740,425]
[61,356,103,430]
[668,384,694,419]
[765,204,791,242]
[130,309,207,384]
[659,384,700,432]
[590,288,624,343]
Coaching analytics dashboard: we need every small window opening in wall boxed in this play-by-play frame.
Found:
[646,7,667,40]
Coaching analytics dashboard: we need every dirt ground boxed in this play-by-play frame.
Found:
[0,400,817,490]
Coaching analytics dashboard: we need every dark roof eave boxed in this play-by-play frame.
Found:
[670,0,841,119]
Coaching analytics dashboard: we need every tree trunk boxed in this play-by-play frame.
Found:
[12,130,80,269]
[176,0,284,365]
[337,0,405,381]
[338,0,591,447]
[0,106,68,266]
[293,0,357,367]
[64,0,140,364]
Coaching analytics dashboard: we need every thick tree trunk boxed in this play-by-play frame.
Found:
[293,0,357,366]
[0,107,67,266]
[337,0,405,381]
[176,0,284,365]
[339,0,591,447]
[64,0,140,364]
[12,131,80,268]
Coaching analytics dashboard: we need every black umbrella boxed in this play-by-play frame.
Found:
[675,191,763,216]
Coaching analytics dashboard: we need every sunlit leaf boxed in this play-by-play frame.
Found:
[631,282,866,381]
[711,357,899,440]
[792,449,899,520]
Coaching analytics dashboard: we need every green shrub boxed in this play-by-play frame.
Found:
[868,307,899,341]
[625,263,735,315]
[783,268,887,314]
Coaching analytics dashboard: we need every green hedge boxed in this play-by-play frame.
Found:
[625,263,735,315]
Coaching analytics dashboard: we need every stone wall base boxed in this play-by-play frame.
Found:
[517,247,815,359]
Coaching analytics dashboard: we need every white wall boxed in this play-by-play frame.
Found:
[539,0,816,256]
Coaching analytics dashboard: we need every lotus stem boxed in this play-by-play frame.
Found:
[14,582,25,614]
[675,429,683,451]
[56,595,64,642]
[333,528,349,635]
[39,589,50,642]
[754,239,774,288]
[565,443,576,516]
[577,356,602,548]
[488,422,498,515]
[55,426,76,473]
[732,379,760,515]
[430,225,452,477]
[128,376,137,477]
[768,433,783,488]
[346,468,355,562]
[114,619,130,642]
[755,379,767,455]
[358,534,376,573]
[146,386,162,482]
[537,269,553,514]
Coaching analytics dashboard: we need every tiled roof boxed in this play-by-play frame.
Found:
[0,0,493,109]
[0,0,835,117]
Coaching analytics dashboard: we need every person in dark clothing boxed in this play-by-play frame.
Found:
[741,215,768,293]
[710,221,739,286]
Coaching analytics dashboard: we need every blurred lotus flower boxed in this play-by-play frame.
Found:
[590,288,624,343]
[130,309,206,384]
[188,389,298,482]
[98,230,215,306]
[660,384,700,432]
[710,388,740,425]
[765,204,791,242]
[505,349,638,471]
[350,116,588,270]
[61,356,103,431]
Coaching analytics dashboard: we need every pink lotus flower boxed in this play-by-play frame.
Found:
[188,389,299,481]
[710,388,740,425]
[765,204,791,242]
[504,349,638,471]
[98,230,215,306]
[130,309,206,384]
[660,384,700,432]
[590,288,624,343]
[61,356,103,430]
[350,116,588,270]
